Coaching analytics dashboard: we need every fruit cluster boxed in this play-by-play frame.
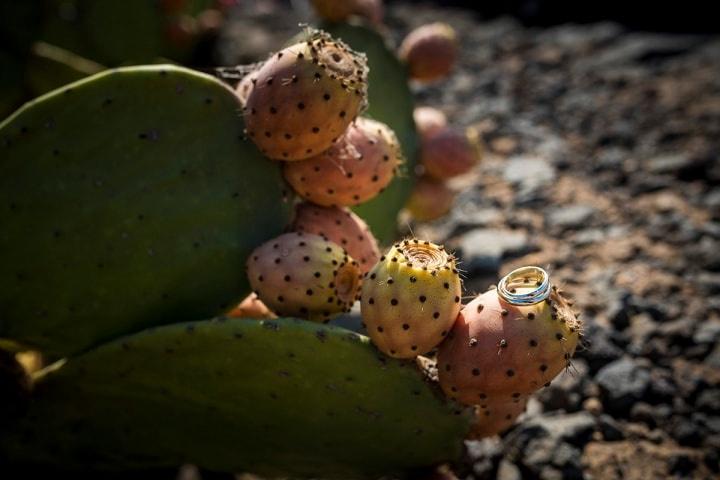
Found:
[231,11,581,439]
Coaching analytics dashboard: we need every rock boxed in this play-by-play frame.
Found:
[503,155,556,193]
[466,437,503,479]
[545,204,596,231]
[537,358,589,412]
[596,357,651,414]
[453,228,534,274]
[576,323,624,373]
[496,459,522,480]
[597,414,625,441]
[696,389,720,413]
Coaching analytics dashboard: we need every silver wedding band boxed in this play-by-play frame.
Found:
[497,266,550,305]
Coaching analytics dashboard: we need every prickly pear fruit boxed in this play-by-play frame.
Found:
[469,396,528,438]
[361,239,462,358]
[247,232,362,322]
[421,127,479,180]
[291,202,380,274]
[399,23,458,83]
[311,0,383,25]
[244,31,369,161]
[414,106,447,141]
[227,293,276,319]
[283,117,403,206]
[235,71,256,106]
[437,285,581,405]
[405,176,456,222]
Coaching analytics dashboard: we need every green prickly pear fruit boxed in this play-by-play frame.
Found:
[420,127,479,180]
[361,239,462,358]
[310,0,384,25]
[226,293,276,319]
[437,275,581,405]
[469,395,528,438]
[283,116,403,206]
[414,106,447,142]
[291,202,380,274]
[247,232,362,322]
[399,23,458,83]
[405,176,456,222]
[244,31,369,161]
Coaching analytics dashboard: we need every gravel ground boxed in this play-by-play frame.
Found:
[222,2,720,478]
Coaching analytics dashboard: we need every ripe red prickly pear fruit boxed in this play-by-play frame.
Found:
[244,31,368,161]
[405,176,456,222]
[291,202,380,274]
[469,396,528,438]
[226,293,276,319]
[399,23,458,83]
[420,127,479,180]
[361,239,462,358]
[283,117,403,206]
[414,106,447,142]
[247,232,362,323]
[310,0,383,25]
[437,285,581,405]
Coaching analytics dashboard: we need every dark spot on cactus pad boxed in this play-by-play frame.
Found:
[411,345,418,351]
[433,312,440,319]
[312,127,320,133]
[501,309,509,316]
[377,326,383,332]
[472,368,480,376]
[368,298,375,304]
[479,393,487,399]
[527,312,536,320]
[540,364,548,372]
[499,339,508,348]
[186,325,195,333]
[277,295,284,302]
[469,337,478,347]
[556,333,564,340]
[454,296,460,303]
[391,299,398,306]
[506,369,515,377]
[304,256,310,262]
[402,323,410,330]
[410,276,417,283]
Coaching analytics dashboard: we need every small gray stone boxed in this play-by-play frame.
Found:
[453,228,534,274]
[504,155,556,192]
[596,357,651,414]
[546,204,596,231]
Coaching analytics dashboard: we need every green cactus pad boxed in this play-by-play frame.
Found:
[3,318,471,478]
[322,24,418,244]
[0,65,291,358]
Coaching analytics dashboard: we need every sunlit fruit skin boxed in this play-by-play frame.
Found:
[291,202,380,274]
[414,106,447,141]
[437,287,581,405]
[399,23,458,83]
[244,31,368,161]
[405,176,455,222]
[282,117,403,206]
[226,293,276,319]
[361,239,462,359]
[246,232,362,323]
[420,127,478,180]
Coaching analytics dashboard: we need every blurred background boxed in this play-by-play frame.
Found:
[1,1,718,479]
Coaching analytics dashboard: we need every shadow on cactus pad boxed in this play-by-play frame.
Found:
[2,318,472,478]
[0,65,291,359]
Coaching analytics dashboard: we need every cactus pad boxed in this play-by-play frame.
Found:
[0,65,291,358]
[3,318,472,477]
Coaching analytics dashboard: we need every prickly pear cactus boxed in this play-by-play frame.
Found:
[437,287,581,404]
[361,239,462,358]
[0,65,291,358]
[2,318,472,478]
[283,117,403,207]
[322,24,419,244]
[247,232,362,322]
